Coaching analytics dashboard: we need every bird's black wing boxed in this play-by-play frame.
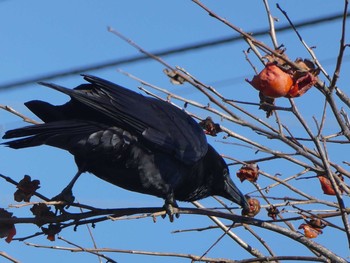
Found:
[38,75,208,165]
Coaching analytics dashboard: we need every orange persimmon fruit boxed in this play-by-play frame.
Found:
[317,174,344,195]
[299,223,323,238]
[247,62,294,98]
[242,197,261,217]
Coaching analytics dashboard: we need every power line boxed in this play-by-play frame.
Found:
[0,12,347,91]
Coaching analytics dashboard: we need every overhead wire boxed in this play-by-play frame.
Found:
[0,12,348,92]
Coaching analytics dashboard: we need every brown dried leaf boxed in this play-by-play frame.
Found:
[263,48,289,65]
[14,175,40,202]
[30,204,55,227]
[266,205,280,221]
[0,208,16,243]
[237,163,259,183]
[42,224,61,241]
[306,218,327,230]
[163,68,186,85]
[199,117,222,136]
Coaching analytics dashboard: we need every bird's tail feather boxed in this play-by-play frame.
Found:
[2,121,100,150]
[25,100,63,123]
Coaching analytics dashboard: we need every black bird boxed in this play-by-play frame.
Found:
[3,75,248,219]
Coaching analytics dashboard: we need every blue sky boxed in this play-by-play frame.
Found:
[1,1,349,262]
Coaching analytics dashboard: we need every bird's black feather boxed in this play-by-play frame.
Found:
[2,75,248,211]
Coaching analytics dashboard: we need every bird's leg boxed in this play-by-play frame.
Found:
[162,191,180,222]
[52,169,83,205]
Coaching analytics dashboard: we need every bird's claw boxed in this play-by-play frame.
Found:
[52,187,75,210]
[162,201,180,222]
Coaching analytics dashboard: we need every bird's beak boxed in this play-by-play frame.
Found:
[224,177,249,210]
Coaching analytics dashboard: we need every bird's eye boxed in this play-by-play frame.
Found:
[223,168,229,177]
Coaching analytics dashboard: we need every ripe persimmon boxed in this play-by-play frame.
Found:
[247,63,294,98]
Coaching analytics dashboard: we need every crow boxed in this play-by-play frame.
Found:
[3,75,248,220]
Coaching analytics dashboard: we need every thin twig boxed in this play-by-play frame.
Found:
[199,224,234,261]
[58,236,115,263]
[276,3,331,82]
[191,201,266,258]
[0,104,40,124]
[262,0,279,49]
[0,252,20,263]
[23,242,237,263]
[108,27,174,71]
[192,0,303,70]
[313,137,350,247]
[329,0,349,91]
[77,205,103,263]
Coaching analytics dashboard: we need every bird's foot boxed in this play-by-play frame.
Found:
[162,201,180,222]
[51,187,75,211]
